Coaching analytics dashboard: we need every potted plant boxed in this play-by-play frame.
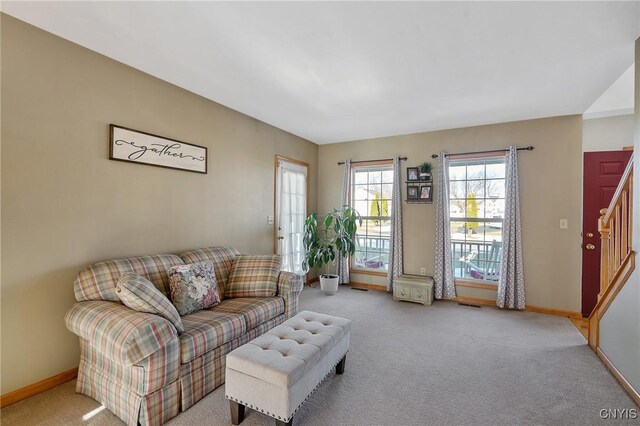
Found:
[418,162,432,180]
[302,207,362,295]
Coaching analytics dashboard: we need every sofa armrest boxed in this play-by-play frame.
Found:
[277,271,304,319]
[65,301,178,365]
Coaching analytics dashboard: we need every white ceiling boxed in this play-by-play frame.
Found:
[3,2,640,144]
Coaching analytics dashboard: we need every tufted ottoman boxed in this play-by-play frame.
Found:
[225,310,351,426]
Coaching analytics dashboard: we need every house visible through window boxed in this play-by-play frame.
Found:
[351,163,393,272]
[449,156,505,282]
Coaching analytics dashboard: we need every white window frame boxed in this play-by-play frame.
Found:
[448,155,506,285]
[349,161,394,276]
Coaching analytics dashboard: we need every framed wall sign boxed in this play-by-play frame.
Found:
[109,124,207,174]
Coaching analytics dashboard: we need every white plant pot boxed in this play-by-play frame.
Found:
[319,274,339,295]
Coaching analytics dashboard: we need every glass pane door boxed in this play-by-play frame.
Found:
[276,159,307,275]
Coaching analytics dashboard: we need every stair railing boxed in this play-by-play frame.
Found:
[589,157,635,350]
[598,158,634,294]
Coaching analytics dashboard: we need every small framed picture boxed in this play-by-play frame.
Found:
[420,185,432,200]
[407,167,419,182]
[407,185,419,200]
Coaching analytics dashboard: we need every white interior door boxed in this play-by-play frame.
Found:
[275,159,308,275]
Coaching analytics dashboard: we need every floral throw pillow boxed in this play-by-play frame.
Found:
[168,261,220,316]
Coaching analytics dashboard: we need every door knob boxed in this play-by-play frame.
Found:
[586,244,595,250]
[585,232,594,238]
[277,236,284,240]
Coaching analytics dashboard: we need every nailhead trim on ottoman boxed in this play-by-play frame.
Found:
[225,311,351,424]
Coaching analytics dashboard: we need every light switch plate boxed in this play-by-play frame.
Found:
[560,219,568,229]
[420,267,426,276]
[267,215,274,225]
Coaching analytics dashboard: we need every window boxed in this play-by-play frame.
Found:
[351,164,394,272]
[449,156,505,282]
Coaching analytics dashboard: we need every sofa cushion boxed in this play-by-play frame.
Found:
[225,255,281,298]
[180,310,246,363]
[74,254,184,302]
[168,262,220,316]
[178,247,239,299]
[116,272,184,333]
[214,297,285,330]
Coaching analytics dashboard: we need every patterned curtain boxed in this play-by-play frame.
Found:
[434,152,456,299]
[497,147,525,309]
[336,159,351,284]
[387,156,404,291]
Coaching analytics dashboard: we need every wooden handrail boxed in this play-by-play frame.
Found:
[588,156,639,406]
[598,158,634,295]
[590,157,634,351]
[603,158,634,224]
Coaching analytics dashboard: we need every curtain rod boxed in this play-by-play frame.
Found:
[431,146,535,159]
[337,156,407,165]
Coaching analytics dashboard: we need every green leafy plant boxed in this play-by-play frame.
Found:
[302,206,362,276]
[419,162,432,174]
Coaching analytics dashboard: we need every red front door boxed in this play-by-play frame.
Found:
[582,150,633,316]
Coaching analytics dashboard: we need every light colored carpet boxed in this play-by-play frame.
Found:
[2,287,637,425]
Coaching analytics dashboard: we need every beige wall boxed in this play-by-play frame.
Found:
[582,114,635,152]
[0,15,318,394]
[319,116,583,312]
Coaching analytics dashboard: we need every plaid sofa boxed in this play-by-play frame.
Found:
[64,247,303,426]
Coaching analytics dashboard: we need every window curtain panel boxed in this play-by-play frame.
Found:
[433,152,456,299]
[336,159,351,284]
[497,146,525,309]
[387,156,404,291]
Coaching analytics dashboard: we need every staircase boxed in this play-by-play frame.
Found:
[588,157,635,350]
[587,157,639,405]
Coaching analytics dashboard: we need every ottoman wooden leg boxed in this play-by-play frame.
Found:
[276,419,293,426]
[336,355,346,374]
[230,400,245,425]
